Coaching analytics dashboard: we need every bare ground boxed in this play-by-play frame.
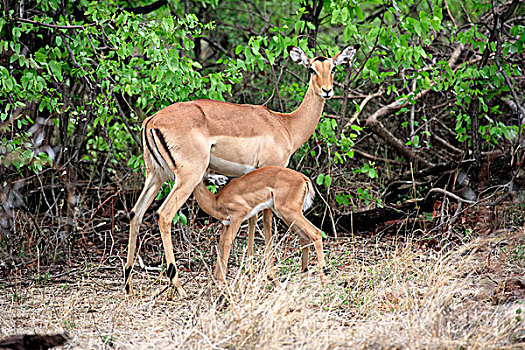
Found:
[1,226,524,349]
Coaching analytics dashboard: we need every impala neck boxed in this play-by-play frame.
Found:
[280,82,325,151]
[193,182,222,221]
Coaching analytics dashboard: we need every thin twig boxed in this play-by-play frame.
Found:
[15,17,106,30]
[344,87,383,128]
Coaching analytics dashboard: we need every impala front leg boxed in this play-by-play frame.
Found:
[157,165,207,297]
[214,219,242,283]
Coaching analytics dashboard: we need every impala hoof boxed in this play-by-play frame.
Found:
[124,266,134,295]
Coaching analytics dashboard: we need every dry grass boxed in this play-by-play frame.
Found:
[1,227,524,349]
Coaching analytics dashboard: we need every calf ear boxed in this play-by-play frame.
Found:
[333,44,360,66]
[289,46,311,68]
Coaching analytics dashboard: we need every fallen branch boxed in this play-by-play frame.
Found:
[425,188,476,204]
[309,199,433,234]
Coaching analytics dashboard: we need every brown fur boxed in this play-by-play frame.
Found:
[193,167,329,285]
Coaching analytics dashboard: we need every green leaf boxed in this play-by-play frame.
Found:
[355,6,364,21]
[4,77,13,90]
[179,212,188,226]
[316,174,325,186]
[49,60,63,81]
[341,7,349,22]
[235,45,243,55]
[324,174,332,187]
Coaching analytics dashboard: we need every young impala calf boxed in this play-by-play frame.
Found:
[193,166,330,285]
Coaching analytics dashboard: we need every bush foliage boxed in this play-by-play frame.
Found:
[0,0,523,262]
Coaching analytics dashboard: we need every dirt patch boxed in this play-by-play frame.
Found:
[1,228,524,349]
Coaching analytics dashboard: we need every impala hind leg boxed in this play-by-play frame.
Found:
[156,161,209,297]
[246,215,256,277]
[125,172,165,295]
[299,237,310,273]
[213,225,228,280]
[285,214,330,284]
[262,209,280,287]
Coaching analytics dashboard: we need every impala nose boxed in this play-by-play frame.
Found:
[321,87,333,98]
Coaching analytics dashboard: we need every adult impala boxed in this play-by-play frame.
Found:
[125,44,359,296]
[193,167,329,284]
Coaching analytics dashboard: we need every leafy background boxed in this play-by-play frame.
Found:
[0,0,523,270]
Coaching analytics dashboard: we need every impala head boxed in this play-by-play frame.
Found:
[290,45,360,99]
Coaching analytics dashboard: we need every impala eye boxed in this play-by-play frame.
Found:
[309,68,317,75]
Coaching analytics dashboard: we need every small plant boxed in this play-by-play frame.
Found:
[511,240,525,268]
[34,271,50,282]
[316,173,332,188]
[62,319,76,330]
[12,291,24,304]
[356,187,383,207]
[102,335,116,347]
[354,161,378,179]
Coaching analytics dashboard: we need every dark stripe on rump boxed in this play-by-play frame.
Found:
[143,117,163,167]
[149,128,165,167]
[194,104,206,117]
[140,127,145,149]
[153,129,177,169]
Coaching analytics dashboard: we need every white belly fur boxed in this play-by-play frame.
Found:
[209,154,256,177]
[242,198,274,222]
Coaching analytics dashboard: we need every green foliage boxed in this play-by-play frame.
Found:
[173,212,188,226]
[354,161,378,179]
[316,173,332,188]
[1,3,247,176]
[0,0,522,230]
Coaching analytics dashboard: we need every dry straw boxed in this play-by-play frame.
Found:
[1,227,523,349]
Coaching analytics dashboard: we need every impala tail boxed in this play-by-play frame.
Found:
[303,178,315,212]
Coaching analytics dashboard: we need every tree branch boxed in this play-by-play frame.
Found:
[15,17,103,29]
[365,44,465,168]
[344,87,384,128]
[124,0,168,15]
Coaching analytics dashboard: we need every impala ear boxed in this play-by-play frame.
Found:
[333,44,360,66]
[289,46,311,68]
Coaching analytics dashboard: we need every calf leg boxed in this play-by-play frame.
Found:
[214,220,242,283]
[246,215,256,277]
